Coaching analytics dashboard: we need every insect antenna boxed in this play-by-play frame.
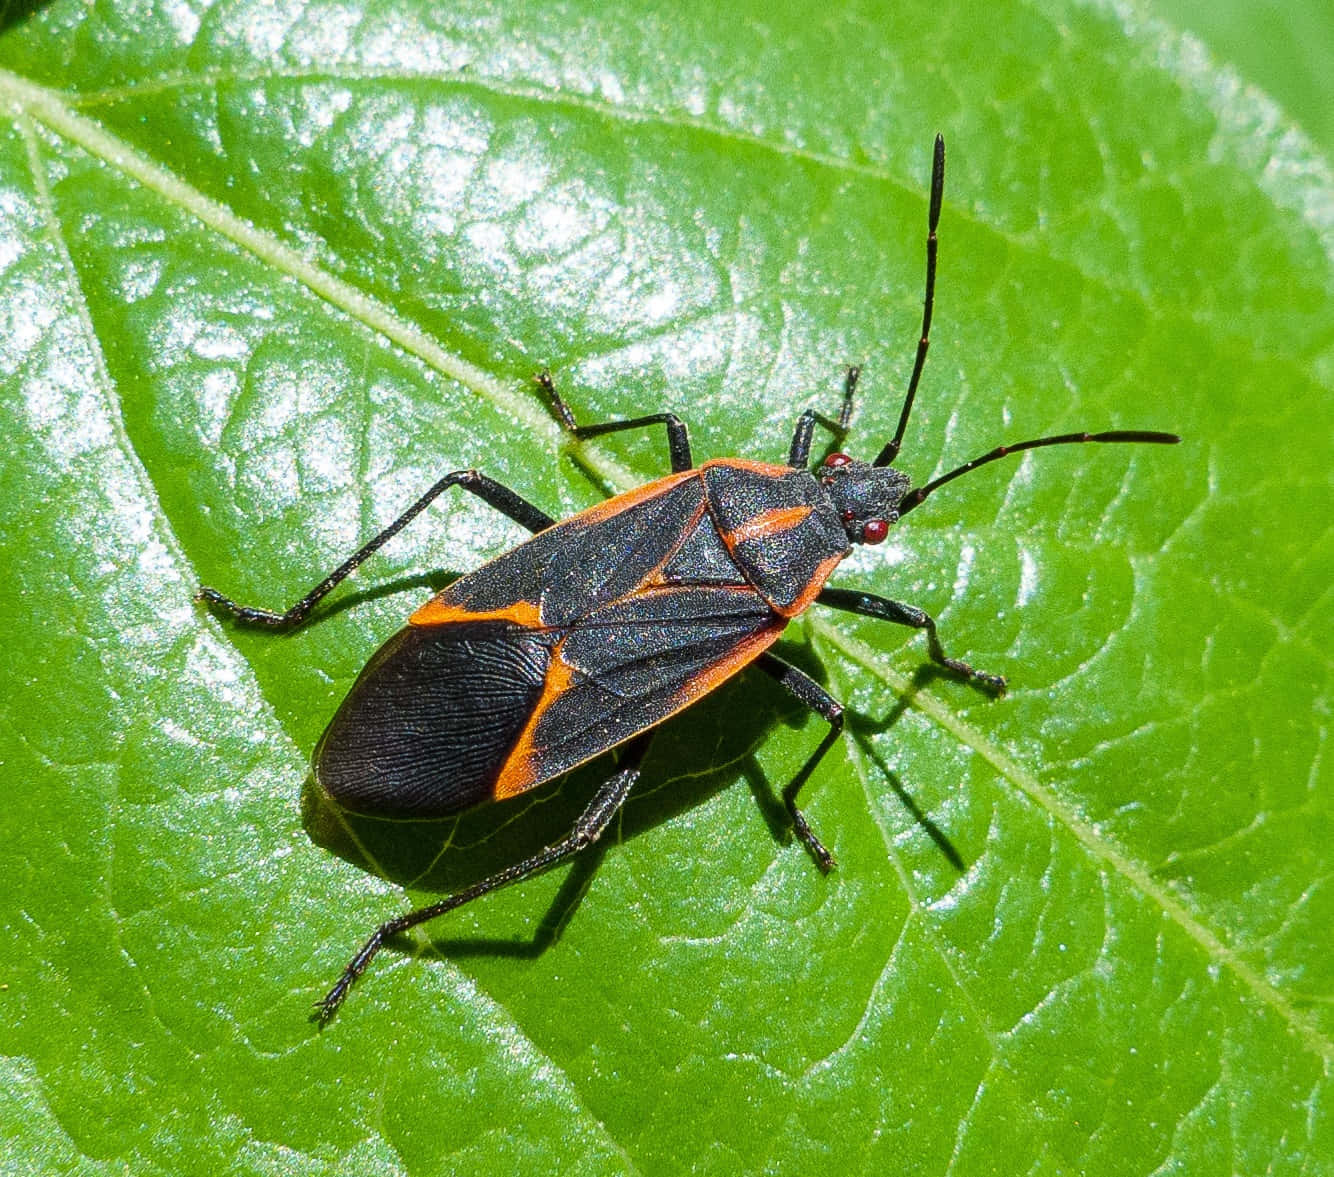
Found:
[873,132,946,469]
[896,430,1181,517]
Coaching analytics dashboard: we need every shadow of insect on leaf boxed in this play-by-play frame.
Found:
[301,648,963,964]
[301,666,796,960]
[293,571,456,623]
[845,663,968,873]
[0,0,57,36]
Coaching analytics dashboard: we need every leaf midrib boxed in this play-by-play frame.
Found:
[0,67,640,493]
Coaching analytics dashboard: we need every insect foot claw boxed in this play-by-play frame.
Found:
[941,656,1007,697]
[312,981,349,1027]
[791,810,837,873]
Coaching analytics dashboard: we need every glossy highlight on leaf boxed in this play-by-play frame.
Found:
[0,2,1330,1175]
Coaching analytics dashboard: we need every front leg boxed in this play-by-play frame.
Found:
[817,587,1007,695]
[787,365,861,468]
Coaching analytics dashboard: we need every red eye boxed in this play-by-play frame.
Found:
[862,518,889,544]
[823,452,852,468]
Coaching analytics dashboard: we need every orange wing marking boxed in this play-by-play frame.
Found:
[564,468,699,528]
[666,619,787,712]
[701,458,793,477]
[492,646,578,799]
[492,608,790,800]
[410,597,544,628]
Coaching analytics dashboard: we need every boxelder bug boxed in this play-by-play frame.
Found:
[199,135,1179,1022]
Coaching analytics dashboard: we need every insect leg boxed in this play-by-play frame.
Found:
[316,733,652,1023]
[198,470,555,630]
[755,652,844,873]
[817,586,1007,694]
[787,365,860,468]
[537,369,694,472]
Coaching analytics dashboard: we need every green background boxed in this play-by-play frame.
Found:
[1,1,1329,1174]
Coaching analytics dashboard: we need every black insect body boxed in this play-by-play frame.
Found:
[199,136,1179,1021]
[316,460,843,821]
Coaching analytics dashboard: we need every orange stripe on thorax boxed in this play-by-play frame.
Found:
[722,504,812,547]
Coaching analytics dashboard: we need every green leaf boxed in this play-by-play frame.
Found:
[1,1,1329,1174]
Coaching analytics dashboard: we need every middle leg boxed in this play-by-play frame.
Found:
[199,468,555,630]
